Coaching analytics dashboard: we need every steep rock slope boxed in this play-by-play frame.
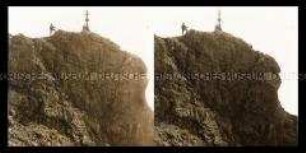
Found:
[8,30,153,146]
[154,30,297,146]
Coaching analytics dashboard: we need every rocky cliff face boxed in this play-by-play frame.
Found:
[8,30,153,146]
[154,29,297,146]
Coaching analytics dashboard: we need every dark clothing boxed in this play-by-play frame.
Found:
[181,23,187,35]
[50,24,55,35]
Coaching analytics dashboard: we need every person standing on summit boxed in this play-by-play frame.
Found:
[49,23,56,35]
[181,22,188,35]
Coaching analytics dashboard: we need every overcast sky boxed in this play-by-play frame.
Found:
[9,7,298,115]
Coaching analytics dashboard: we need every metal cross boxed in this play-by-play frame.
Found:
[85,10,89,26]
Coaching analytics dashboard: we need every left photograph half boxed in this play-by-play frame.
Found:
[8,7,154,146]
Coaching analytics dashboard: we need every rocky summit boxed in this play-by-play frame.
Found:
[8,30,154,146]
[154,29,297,146]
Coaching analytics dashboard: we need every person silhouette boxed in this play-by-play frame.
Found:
[50,23,56,35]
[181,22,188,35]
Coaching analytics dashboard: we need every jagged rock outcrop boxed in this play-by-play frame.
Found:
[8,30,154,146]
[154,29,297,146]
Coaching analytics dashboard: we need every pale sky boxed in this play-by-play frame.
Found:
[9,7,298,115]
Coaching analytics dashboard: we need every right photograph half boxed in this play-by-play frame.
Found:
[153,7,298,146]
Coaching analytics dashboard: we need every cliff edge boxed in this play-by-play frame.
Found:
[154,29,297,146]
[8,30,153,146]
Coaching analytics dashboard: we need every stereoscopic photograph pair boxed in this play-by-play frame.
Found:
[7,7,298,146]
